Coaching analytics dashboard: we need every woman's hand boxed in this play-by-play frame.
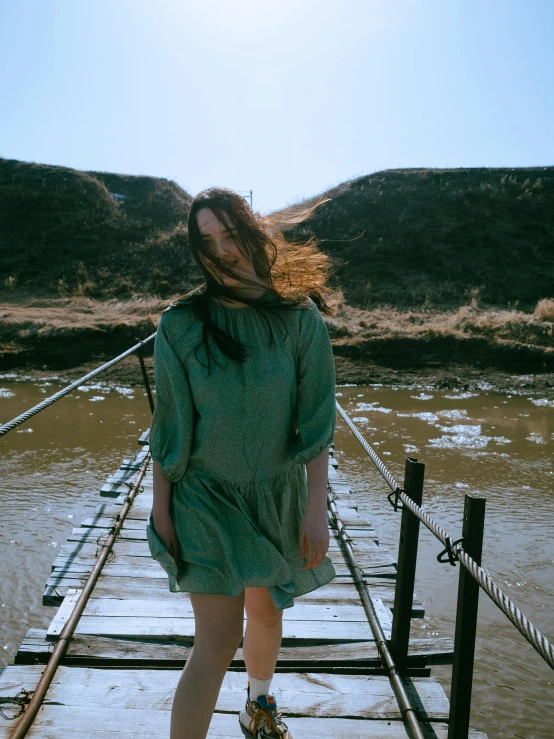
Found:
[299,506,330,569]
[152,510,181,565]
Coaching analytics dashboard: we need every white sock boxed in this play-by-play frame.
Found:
[248,674,273,702]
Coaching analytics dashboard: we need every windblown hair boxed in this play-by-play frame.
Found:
[167,187,337,371]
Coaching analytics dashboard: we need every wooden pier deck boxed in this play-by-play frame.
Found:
[0,433,488,738]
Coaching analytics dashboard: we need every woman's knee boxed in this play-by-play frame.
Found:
[244,587,283,628]
[190,591,245,651]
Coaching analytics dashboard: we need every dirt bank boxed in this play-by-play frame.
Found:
[1,296,553,398]
[2,354,553,400]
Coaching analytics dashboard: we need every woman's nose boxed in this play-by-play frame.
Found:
[215,247,232,261]
[214,241,234,258]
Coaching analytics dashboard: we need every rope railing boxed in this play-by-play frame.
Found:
[336,400,554,671]
[0,333,156,439]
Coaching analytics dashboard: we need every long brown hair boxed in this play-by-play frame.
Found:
[167,187,336,371]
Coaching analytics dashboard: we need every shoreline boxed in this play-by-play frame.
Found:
[1,355,553,398]
[2,296,553,400]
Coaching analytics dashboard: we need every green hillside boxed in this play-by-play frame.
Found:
[278,166,554,309]
[1,158,553,309]
[0,157,197,298]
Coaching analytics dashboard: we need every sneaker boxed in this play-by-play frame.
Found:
[238,682,293,738]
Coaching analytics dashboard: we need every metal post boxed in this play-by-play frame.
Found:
[448,494,486,739]
[390,456,425,669]
[136,342,155,414]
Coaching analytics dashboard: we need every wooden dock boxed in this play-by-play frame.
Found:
[0,433,488,738]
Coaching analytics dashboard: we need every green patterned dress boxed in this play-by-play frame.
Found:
[146,293,337,610]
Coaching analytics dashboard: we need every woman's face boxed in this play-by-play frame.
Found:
[196,207,262,289]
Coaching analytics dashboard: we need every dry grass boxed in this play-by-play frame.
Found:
[0,297,166,341]
[321,289,554,350]
[1,294,553,371]
[2,293,553,347]
[534,298,554,321]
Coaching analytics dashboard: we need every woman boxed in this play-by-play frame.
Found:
[146,187,338,739]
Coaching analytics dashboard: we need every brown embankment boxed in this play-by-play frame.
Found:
[1,293,553,396]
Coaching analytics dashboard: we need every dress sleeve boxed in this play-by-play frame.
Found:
[149,313,195,483]
[290,299,337,465]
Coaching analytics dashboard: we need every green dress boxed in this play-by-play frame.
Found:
[145,293,337,610]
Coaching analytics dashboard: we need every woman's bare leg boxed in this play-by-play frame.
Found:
[170,591,245,739]
[242,587,283,681]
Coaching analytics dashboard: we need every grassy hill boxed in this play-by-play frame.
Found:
[277,166,554,310]
[2,158,553,309]
[1,158,553,383]
[0,157,198,298]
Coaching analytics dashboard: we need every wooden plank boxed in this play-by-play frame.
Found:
[0,704,487,738]
[100,483,137,497]
[106,469,139,483]
[138,429,150,445]
[47,615,377,641]
[51,595,391,626]
[79,517,151,530]
[47,577,396,600]
[46,588,81,636]
[16,629,454,667]
[46,577,387,597]
[373,598,393,640]
[50,542,395,569]
[45,591,391,643]
[0,666,450,720]
[43,577,425,617]
[79,516,378,543]
[117,459,145,471]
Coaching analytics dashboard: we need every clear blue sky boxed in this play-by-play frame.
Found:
[1,0,552,214]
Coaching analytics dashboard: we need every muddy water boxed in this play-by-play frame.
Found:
[1,378,553,738]
[335,385,554,739]
[0,378,152,668]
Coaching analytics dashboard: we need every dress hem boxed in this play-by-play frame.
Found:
[163,559,337,611]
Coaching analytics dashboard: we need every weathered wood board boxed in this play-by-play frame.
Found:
[0,666,487,739]
[15,628,454,668]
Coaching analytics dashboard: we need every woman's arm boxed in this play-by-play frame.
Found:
[300,445,330,570]
[305,445,329,514]
[152,459,181,563]
[152,459,173,520]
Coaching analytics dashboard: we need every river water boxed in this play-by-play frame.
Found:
[0,377,553,738]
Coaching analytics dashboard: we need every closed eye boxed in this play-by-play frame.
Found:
[201,230,237,242]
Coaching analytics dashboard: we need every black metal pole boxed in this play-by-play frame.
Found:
[136,343,155,414]
[390,456,425,669]
[448,494,486,739]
